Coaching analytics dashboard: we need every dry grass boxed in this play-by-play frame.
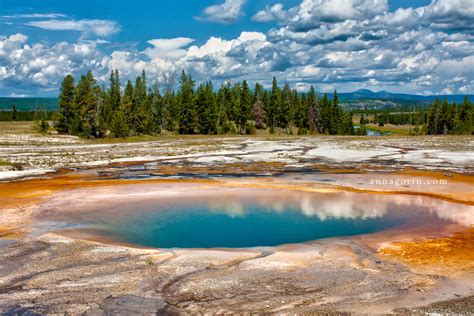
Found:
[0,121,36,134]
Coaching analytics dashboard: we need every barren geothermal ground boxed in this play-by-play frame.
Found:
[0,126,473,314]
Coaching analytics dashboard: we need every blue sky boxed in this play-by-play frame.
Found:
[0,0,472,96]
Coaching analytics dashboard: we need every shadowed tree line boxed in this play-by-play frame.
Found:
[0,104,55,122]
[54,70,355,138]
[424,97,473,135]
[5,69,470,137]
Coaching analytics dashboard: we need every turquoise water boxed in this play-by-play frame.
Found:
[90,199,409,248]
[367,129,390,136]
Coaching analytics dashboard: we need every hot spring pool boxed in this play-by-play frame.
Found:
[94,202,404,248]
[39,186,472,249]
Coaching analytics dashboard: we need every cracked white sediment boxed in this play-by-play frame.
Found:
[1,135,473,180]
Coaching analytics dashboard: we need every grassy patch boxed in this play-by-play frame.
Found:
[0,121,36,134]
[0,160,24,170]
[365,124,412,135]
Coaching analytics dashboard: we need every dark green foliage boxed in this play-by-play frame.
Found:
[74,71,99,138]
[363,97,472,135]
[38,119,49,133]
[57,74,75,133]
[307,104,316,133]
[34,105,50,133]
[372,110,426,126]
[196,81,217,134]
[103,70,121,129]
[427,98,441,135]
[239,80,252,134]
[251,83,266,129]
[178,71,198,134]
[110,107,130,138]
[339,111,355,135]
[161,90,176,131]
[267,77,280,129]
[424,97,473,135]
[455,96,473,134]
[149,89,162,135]
[280,83,292,131]
[245,122,257,135]
[50,69,427,138]
[355,125,367,135]
[11,105,17,121]
[297,127,308,135]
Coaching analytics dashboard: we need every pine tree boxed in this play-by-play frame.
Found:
[110,69,121,110]
[438,97,449,135]
[292,90,303,128]
[309,87,322,133]
[251,83,266,129]
[332,90,342,135]
[426,98,441,135]
[132,73,145,134]
[339,111,355,135]
[299,93,308,129]
[110,106,130,138]
[281,83,292,132]
[138,71,154,134]
[446,101,457,133]
[39,118,49,133]
[196,82,216,134]
[205,83,219,135]
[238,80,252,133]
[307,104,316,133]
[230,83,241,125]
[455,96,472,134]
[149,88,162,134]
[267,77,280,129]
[320,93,330,133]
[161,90,175,131]
[11,104,17,121]
[74,71,98,138]
[96,85,108,137]
[103,69,121,129]
[120,94,133,128]
[54,69,388,138]
[124,79,134,99]
[178,71,198,134]
[216,88,229,133]
[219,83,235,129]
[57,74,75,133]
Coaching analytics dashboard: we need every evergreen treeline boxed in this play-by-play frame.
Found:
[372,112,427,126]
[360,97,473,135]
[0,105,55,121]
[55,70,355,138]
[425,97,473,135]
[4,69,470,137]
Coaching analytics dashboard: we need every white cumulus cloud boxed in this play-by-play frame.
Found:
[197,0,247,24]
[26,19,120,37]
[1,0,474,95]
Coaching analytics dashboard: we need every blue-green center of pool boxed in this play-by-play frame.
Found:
[89,201,409,248]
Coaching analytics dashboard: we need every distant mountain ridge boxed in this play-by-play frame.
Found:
[337,89,472,103]
[0,90,472,111]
